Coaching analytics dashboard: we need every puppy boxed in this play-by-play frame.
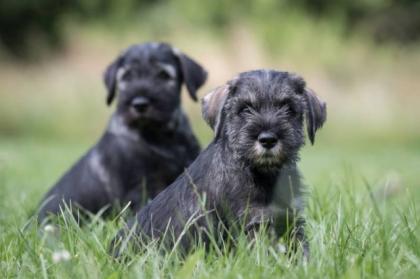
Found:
[111,70,326,258]
[37,42,207,222]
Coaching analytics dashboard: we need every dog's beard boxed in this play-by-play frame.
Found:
[249,142,284,169]
[123,107,180,137]
[125,108,170,128]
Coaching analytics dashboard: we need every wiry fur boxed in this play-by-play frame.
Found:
[110,70,326,258]
[37,42,207,222]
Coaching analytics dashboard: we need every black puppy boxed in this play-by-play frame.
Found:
[38,42,207,222]
[111,70,326,258]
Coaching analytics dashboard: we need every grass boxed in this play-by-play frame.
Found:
[0,134,419,278]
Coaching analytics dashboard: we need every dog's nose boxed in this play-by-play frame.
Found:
[131,97,150,113]
[258,132,278,149]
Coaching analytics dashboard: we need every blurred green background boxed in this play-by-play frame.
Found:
[1,1,420,277]
[1,0,420,142]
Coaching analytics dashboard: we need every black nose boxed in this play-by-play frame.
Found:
[131,97,150,113]
[258,132,278,149]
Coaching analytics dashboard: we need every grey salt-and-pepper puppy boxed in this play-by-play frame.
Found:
[37,42,207,222]
[111,70,326,259]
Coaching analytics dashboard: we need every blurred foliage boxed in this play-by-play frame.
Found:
[0,0,69,57]
[0,0,420,59]
[293,0,420,43]
[0,0,156,58]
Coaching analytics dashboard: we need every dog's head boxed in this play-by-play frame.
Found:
[202,70,326,170]
[103,42,207,129]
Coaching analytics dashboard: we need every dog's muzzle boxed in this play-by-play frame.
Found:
[257,132,278,150]
[131,96,150,114]
[250,131,283,167]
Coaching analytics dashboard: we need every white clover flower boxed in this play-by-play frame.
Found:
[52,249,71,263]
[277,244,287,254]
[43,224,56,234]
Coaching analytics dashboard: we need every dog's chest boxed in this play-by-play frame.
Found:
[120,132,194,185]
[222,166,303,225]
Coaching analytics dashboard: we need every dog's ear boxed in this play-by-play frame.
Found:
[303,88,327,144]
[202,79,236,138]
[103,55,124,106]
[173,49,207,102]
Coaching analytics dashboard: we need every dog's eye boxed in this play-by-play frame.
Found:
[122,69,134,81]
[285,104,299,116]
[156,70,172,81]
[289,105,298,115]
[239,105,253,115]
[274,101,287,109]
[275,101,298,116]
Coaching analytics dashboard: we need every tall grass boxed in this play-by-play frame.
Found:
[0,137,419,278]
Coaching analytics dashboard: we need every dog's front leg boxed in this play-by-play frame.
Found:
[289,217,309,261]
[245,214,309,261]
[243,207,278,247]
